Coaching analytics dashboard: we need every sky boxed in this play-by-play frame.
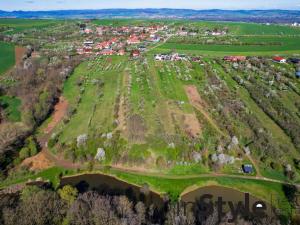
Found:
[1,0,300,11]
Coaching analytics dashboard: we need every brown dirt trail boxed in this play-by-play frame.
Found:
[184,85,226,137]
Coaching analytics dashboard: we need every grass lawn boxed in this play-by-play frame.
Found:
[185,21,300,35]
[0,95,21,122]
[59,56,125,143]
[0,167,73,189]
[109,169,290,209]
[0,42,15,75]
[0,19,59,34]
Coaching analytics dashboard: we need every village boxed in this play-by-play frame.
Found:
[73,22,300,79]
[76,24,165,57]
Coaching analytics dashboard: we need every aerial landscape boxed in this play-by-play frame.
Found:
[1,0,300,224]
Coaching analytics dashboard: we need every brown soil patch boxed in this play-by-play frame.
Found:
[185,85,225,136]
[116,72,129,134]
[185,85,208,108]
[44,96,68,134]
[127,114,147,143]
[21,151,54,171]
[183,114,201,138]
[15,46,26,65]
[117,95,127,131]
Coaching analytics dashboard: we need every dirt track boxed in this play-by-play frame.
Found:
[183,113,201,138]
[15,46,26,65]
[44,97,68,134]
[185,85,226,136]
[21,151,54,171]
[21,97,76,170]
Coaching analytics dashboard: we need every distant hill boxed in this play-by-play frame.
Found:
[0,9,300,22]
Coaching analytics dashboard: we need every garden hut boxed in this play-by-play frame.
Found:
[288,58,300,64]
[296,69,300,78]
[242,164,253,174]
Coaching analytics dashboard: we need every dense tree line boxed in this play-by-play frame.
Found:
[0,185,282,225]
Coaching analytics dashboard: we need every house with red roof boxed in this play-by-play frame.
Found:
[273,56,286,63]
[84,28,93,34]
[83,47,93,54]
[100,49,115,56]
[131,49,141,58]
[117,49,125,56]
[95,41,111,50]
[224,56,246,62]
[110,37,118,44]
[127,35,141,45]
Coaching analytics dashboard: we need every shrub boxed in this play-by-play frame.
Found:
[19,147,30,160]
[48,135,58,148]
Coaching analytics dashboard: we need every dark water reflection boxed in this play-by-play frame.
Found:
[60,173,165,208]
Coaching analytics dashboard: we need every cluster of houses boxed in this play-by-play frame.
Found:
[223,56,247,62]
[204,29,227,36]
[223,55,300,78]
[77,24,165,56]
[291,22,300,27]
[176,28,227,37]
[154,53,189,61]
[272,57,300,78]
[77,39,124,56]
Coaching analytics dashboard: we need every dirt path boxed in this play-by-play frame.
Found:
[184,85,226,137]
[21,97,78,170]
[31,147,293,186]
[246,154,262,177]
[146,34,173,52]
[15,46,26,65]
[110,165,295,186]
[41,148,81,169]
[183,113,202,138]
[116,72,128,134]
[22,143,295,186]
[21,151,54,171]
[44,96,68,134]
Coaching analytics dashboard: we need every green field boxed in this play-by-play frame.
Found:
[58,57,126,144]
[0,18,59,34]
[0,42,15,75]
[0,95,21,122]
[92,19,173,27]
[174,21,300,35]
[155,36,300,56]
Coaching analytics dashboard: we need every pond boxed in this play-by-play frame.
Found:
[60,173,280,220]
[181,185,275,218]
[60,173,165,208]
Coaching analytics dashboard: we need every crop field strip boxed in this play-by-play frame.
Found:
[58,57,126,143]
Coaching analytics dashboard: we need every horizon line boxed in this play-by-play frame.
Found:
[1,8,300,13]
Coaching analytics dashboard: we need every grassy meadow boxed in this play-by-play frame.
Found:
[0,18,59,34]
[0,42,15,75]
[155,36,300,56]
[0,95,21,122]
[58,56,126,143]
